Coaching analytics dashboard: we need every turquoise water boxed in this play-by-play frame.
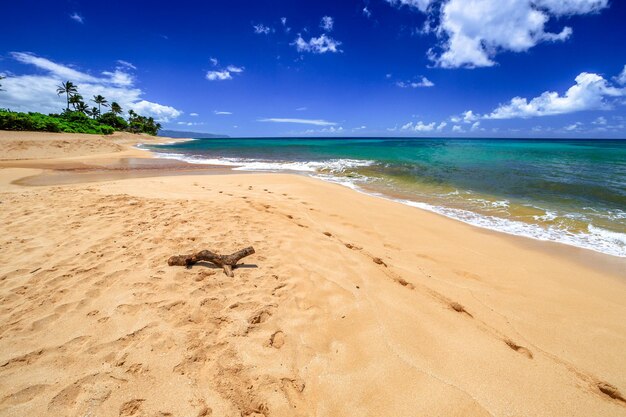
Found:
[145,138,626,257]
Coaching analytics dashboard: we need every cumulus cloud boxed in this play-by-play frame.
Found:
[69,12,84,24]
[292,34,342,54]
[486,72,625,119]
[320,16,334,31]
[206,64,244,81]
[386,0,434,12]
[387,0,609,68]
[0,52,181,121]
[463,110,478,122]
[301,126,345,134]
[452,125,464,132]
[401,121,436,131]
[253,23,272,35]
[206,70,232,81]
[436,121,447,131]
[258,118,337,126]
[396,76,435,88]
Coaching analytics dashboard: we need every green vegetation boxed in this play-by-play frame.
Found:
[0,79,162,135]
[0,109,115,134]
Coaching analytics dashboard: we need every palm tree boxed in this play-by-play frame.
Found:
[89,106,100,119]
[92,95,108,114]
[75,102,89,114]
[56,81,78,110]
[69,94,84,111]
[110,102,122,115]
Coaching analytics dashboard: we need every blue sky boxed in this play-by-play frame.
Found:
[1,0,625,138]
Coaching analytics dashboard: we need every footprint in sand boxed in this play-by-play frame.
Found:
[503,339,533,359]
[119,399,145,416]
[449,302,473,317]
[268,331,285,349]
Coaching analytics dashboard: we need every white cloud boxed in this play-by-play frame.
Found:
[564,122,583,131]
[190,112,199,117]
[206,70,232,81]
[205,64,244,81]
[616,65,626,85]
[463,110,478,123]
[177,121,204,126]
[592,116,607,125]
[386,0,435,12]
[133,100,182,121]
[470,121,481,131]
[452,125,464,132]
[281,17,287,26]
[69,12,84,24]
[533,0,608,15]
[302,126,345,134]
[388,0,609,68]
[436,122,447,131]
[12,52,98,83]
[253,23,272,35]
[292,34,342,54]
[116,60,136,70]
[296,107,307,111]
[214,111,232,115]
[209,57,219,66]
[226,65,244,73]
[402,121,436,132]
[101,69,134,87]
[320,16,334,32]
[0,52,182,122]
[396,76,435,88]
[363,6,372,18]
[258,118,337,126]
[486,72,626,119]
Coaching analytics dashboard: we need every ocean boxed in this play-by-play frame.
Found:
[143,137,626,258]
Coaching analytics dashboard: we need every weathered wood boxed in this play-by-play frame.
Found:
[167,247,255,277]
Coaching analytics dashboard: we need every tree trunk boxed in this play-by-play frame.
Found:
[167,247,255,277]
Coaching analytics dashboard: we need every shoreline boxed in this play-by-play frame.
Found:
[144,142,626,261]
[2,131,625,270]
[1,130,626,416]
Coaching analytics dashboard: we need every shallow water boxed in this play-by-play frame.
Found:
[145,138,626,257]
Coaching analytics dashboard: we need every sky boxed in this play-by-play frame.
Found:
[1,0,626,138]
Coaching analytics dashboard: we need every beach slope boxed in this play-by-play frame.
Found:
[1,131,625,417]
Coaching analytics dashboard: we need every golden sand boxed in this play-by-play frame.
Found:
[1,131,625,417]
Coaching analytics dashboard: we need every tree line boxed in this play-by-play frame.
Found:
[56,81,162,135]
[0,78,162,136]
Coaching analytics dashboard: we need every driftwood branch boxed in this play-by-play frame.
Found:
[167,247,255,277]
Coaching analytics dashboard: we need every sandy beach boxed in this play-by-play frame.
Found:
[1,131,625,417]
